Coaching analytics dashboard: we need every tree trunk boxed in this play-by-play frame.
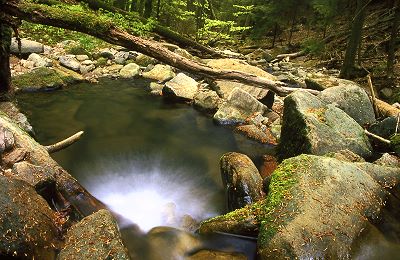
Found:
[156,0,160,20]
[339,0,367,79]
[387,0,400,81]
[143,0,152,18]
[0,0,317,96]
[138,0,145,15]
[130,0,137,12]
[75,0,222,58]
[271,22,278,48]
[207,0,216,20]
[114,0,127,10]
[0,22,11,100]
[288,13,296,46]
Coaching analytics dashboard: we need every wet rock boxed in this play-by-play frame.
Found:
[207,59,276,100]
[0,175,59,259]
[2,148,27,167]
[201,154,400,259]
[163,73,198,100]
[193,89,221,113]
[324,149,366,162]
[187,250,247,260]
[58,209,129,260]
[0,126,14,154]
[147,82,164,95]
[135,53,156,67]
[27,53,51,67]
[319,84,376,126]
[0,102,34,135]
[114,51,130,64]
[12,67,79,92]
[142,64,175,82]
[119,63,140,78]
[10,38,44,54]
[180,214,199,232]
[374,153,400,167]
[278,90,372,160]
[11,161,56,197]
[59,55,81,71]
[214,88,270,125]
[220,152,264,211]
[368,116,397,139]
[147,226,202,260]
[259,154,278,179]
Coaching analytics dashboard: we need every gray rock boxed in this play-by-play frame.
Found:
[214,88,270,125]
[0,126,14,154]
[278,90,372,160]
[142,64,175,82]
[0,175,59,259]
[58,209,129,260]
[220,152,264,211]
[374,153,400,167]
[162,73,198,100]
[119,63,140,78]
[98,48,116,59]
[135,53,156,66]
[114,51,130,64]
[305,73,359,91]
[27,53,50,67]
[80,64,96,74]
[81,59,94,66]
[10,38,44,54]
[380,87,393,99]
[20,59,35,69]
[0,102,34,135]
[193,89,221,112]
[368,116,397,139]
[75,54,89,61]
[319,84,376,126]
[11,161,56,196]
[59,55,81,71]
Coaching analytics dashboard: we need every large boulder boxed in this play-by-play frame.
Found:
[119,63,140,78]
[207,59,276,100]
[305,73,360,91]
[278,90,372,160]
[0,175,59,259]
[319,84,376,126]
[10,38,44,54]
[142,64,175,82]
[162,73,199,100]
[58,209,129,260]
[193,89,221,113]
[220,152,264,211]
[200,154,400,259]
[214,88,270,125]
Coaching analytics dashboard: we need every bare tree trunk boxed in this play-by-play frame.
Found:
[0,22,11,100]
[288,13,296,46]
[387,0,400,81]
[143,0,152,18]
[271,22,278,48]
[156,0,161,20]
[339,0,367,79]
[1,0,313,96]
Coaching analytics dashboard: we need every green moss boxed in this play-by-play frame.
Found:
[12,67,69,91]
[96,57,108,67]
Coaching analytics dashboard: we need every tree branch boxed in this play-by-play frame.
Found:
[45,131,84,153]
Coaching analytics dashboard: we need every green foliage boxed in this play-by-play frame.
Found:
[301,38,325,55]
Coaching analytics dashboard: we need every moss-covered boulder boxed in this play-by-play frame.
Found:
[278,91,372,160]
[58,209,129,260]
[318,84,375,126]
[200,154,400,259]
[220,152,264,211]
[12,67,82,93]
[0,175,59,259]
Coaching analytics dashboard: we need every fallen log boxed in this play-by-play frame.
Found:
[1,0,319,97]
[273,50,306,62]
[45,130,84,153]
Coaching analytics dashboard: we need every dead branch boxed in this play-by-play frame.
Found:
[364,129,391,144]
[45,131,84,153]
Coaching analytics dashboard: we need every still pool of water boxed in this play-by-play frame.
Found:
[17,78,249,231]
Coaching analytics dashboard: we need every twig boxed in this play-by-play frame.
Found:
[396,113,400,134]
[364,129,391,144]
[367,74,379,117]
[45,131,84,153]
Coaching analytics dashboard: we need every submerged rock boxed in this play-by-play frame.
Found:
[278,90,372,160]
[214,88,270,125]
[58,209,129,260]
[142,64,175,82]
[200,154,400,259]
[319,84,375,126]
[0,175,59,259]
[163,73,199,100]
[220,152,264,211]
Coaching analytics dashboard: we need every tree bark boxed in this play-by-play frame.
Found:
[0,0,318,96]
[0,22,11,99]
[143,0,152,18]
[339,0,367,79]
[387,0,400,81]
[75,0,222,58]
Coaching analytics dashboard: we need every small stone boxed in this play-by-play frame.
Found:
[80,64,96,74]
[76,55,89,61]
[81,60,94,66]
[59,55,81,71]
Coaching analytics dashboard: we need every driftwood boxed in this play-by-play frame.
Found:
[0,0,320,97]
[45,130,84,153]
[273,50,306,62]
